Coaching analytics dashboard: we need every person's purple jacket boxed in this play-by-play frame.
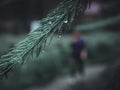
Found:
[71,39,85,60]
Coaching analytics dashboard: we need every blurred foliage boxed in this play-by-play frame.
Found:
[84,31,120,64]
[75,15,120,31]
[0,30,120,90]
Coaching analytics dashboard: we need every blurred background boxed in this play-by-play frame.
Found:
[0,0,120,90]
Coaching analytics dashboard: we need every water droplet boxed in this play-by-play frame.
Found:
[48,21,52,24]
[57,35,62,40]
[64,20,68,23]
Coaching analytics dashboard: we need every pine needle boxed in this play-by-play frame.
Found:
[0,0,91,78]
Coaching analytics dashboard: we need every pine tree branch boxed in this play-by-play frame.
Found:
[0,0,91,78]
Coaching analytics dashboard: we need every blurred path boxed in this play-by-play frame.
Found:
[26,65,105,90]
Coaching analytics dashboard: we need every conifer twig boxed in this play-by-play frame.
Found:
[0,0,91,78]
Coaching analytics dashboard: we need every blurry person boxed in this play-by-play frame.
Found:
[71,30,87,76]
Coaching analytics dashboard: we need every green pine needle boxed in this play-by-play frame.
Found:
[0,0,91,78]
